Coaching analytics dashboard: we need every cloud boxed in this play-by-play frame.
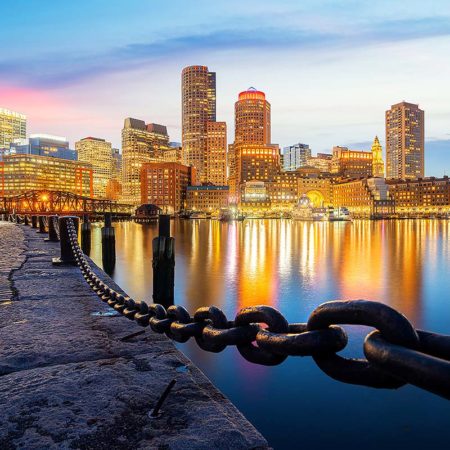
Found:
[1,15,450,88]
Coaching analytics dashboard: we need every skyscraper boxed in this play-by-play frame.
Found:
[229,88,280,201]
[283,143,311,171]
[234,87,271,145]
[206,121,227,185]
[385,101,424,179]
[121,118,170,204]
[371,136,385,178]
[181,65,216,182]
[75,137,113,198]
[0,108,26,150]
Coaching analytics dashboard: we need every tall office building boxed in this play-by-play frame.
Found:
[371,136,385,178]
[385,101,424,179]
[181,65,216,182]
[0,108,26,150]
[283,143,311,171]
[121,118,170,204]
[75,137,113,198]
[235,87,271,145]
[206,121,227,185]
[230,88,280,202]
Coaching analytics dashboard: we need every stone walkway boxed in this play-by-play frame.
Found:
[0,223,269,450]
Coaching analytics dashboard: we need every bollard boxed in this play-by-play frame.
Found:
[45,215,59,242]
[81,214,91,255]
[31,215,38,228]
[37,215,46,233]
[101,213,115,274]
[152,214,174,308]
[52,216,80,265]
[24,215,29,226]
[15,215,21,224]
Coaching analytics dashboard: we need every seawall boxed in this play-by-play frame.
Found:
[0,222,269,449]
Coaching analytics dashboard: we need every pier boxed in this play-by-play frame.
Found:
[0,221,268,449]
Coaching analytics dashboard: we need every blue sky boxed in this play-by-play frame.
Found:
[2,0,450,175]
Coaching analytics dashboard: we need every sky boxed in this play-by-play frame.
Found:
[1,0,450,175]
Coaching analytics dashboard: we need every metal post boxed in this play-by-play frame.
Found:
[81,214,91,255]
[152,214,174,307]
[37,215,46,233]
[52,216,80,265]
[101,212,115,274]
[45,215,59,242]
[31,215,38,228]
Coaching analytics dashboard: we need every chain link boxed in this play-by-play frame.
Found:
[64,219,450,400]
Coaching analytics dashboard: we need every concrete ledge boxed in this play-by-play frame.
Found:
[0,224,269,449]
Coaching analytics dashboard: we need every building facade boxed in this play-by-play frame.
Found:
[140,162,196,213]
[331,146,373,178]
[75,137,113,198]
[206,121,227,185]
[181,65,216,182]
[186,185,229,212]
[332,177,393,217]
[306,153,332,173]
[385,101,424,179]
[122,118,170,204]
[283,143,311,171]
[0,108,26,150]
[0,154,93,197]
[387,177,450,214]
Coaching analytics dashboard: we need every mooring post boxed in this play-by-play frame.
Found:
[37,215,46,233]
[81,214,91,255]
[15,214,21,224]
[24,215,29,226]
[152,214,174,308]
[101,212,115,274]
[45,215,59,242]
[31,215,38,228]
[52,216,80,265]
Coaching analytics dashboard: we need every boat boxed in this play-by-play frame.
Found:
[328,206,352,222]
[218,208,245,222]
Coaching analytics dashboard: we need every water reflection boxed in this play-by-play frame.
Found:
[90,219,450,450]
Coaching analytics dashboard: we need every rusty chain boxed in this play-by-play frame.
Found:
[63,218,450,400]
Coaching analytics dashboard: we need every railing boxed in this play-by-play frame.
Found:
[4,213,450,400]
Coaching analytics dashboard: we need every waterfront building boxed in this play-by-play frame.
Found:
[186,185,229,212]
[386,101,424,179]
[140,162,196,213]
[0,154,93,197]
[8,134,77,161]
[0,108,26,150]
[283,143,311,171]
[122,118,170,204]
[371,136,385,178]
[332,177,393,217]
[387,177,450,214]
[240,181,271,211]
[75,137,113,198]
[331,146,373,178]
[181,65,216,182]
[206,121,227,185]
[306,153,332,173]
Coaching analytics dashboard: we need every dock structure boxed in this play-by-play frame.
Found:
[0,222,269,449]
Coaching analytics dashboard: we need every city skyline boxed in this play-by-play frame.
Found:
[1,1,450,176]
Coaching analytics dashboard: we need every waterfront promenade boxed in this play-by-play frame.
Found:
[0,222,268,449]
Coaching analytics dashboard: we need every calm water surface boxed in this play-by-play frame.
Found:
[90,220,450,450]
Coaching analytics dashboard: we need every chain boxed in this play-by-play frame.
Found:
[64,219,450,400]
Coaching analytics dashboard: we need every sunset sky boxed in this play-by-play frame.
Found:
[2,0,450,175]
